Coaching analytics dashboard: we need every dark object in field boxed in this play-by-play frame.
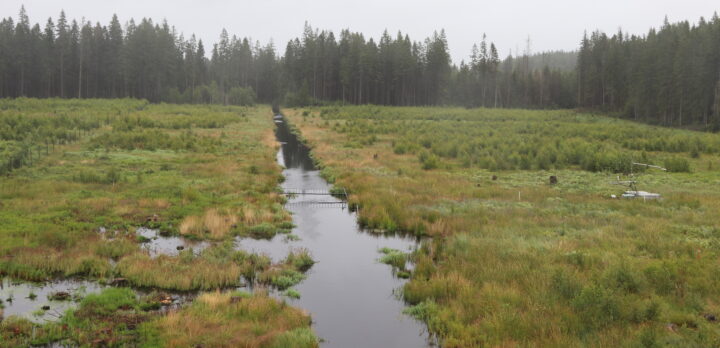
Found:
[704,313,717,322]
[41,305,50,310]
[146,214,160,223]
[160,295,173,306]
[176,245,185,251]
[373,153,378,159]
[491,175,498,181]
[49,291,71,301]
[230,296,244,304]
[549,176,558,185]
[110,278,127,286]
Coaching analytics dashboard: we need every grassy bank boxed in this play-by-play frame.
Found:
[1,288,317,348]
[285,105,720,347]
[0,99,296,288]
[0,99,318,347]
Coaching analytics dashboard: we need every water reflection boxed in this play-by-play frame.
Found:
[235,115,431,348]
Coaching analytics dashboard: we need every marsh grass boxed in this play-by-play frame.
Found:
[0,100,319,348]
[179,208,239,239]
[257,248,315,290]
[378,247,408,271]
[284,288,301,299]
[287,106,720,347]
[142,291,317,348]
[1,101,293,290]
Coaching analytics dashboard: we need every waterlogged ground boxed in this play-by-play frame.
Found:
[286,106,720,347]
[0,101,317,347]
[235,118,430,347]
[0,278,103,323]
[136,227,211,257]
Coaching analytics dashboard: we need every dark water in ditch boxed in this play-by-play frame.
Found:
[235,118,431,348]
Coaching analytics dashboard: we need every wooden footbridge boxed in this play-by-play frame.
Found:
[286,201,348,208]
[281,188,348,207]
[281,188,347,197]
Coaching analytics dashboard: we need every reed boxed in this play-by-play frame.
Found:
[143,291,317,348]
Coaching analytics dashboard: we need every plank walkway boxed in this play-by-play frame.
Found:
[281,188,347,196]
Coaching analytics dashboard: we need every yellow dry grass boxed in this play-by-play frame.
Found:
[80,197,114,215]
[203,209,238,239]
[179,209,239,239]
[262,126,280,149]
[148,291,314,348]
[116,253,242,290]
[138,198,170,209]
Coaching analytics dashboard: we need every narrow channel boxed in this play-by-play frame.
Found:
[237,116,431,347]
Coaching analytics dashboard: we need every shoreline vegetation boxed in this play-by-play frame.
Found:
[0,99,318,347]
[285,105,720,347]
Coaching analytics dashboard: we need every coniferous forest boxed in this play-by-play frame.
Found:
[0,7,719,128]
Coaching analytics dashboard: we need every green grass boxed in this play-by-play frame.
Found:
[270,327,319,348]
[287,105,720,347]
[1,287,317,348]
[0,99,319,347]
[378,247,408,271]
[284,288,301,299]
[0,100,294,287]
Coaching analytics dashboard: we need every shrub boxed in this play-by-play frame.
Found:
[664,157,691,172]
[418,150,440,170]
[571,285,620,330]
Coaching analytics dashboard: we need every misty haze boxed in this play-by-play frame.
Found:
[1,1,719,347]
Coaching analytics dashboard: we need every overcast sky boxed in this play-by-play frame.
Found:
[2,0,718,63]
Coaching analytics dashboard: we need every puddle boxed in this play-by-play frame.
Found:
[0,278,104,323]
[0,277,198,324]
[136,227,211,257]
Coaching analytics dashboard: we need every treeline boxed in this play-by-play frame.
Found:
[2,7,720,128]
[449,38,576,108]
[0,8,572,109]
[0,7,264,105]
[578,15,720,128]
[282,25,574,108]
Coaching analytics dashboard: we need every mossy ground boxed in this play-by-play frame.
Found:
[286,105,720,347]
